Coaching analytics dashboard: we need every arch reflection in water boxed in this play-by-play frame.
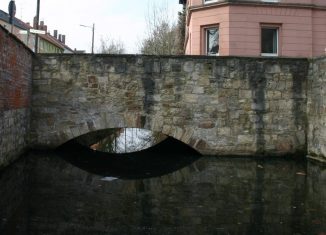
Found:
[87,128,168,153]
[56,129,201,180]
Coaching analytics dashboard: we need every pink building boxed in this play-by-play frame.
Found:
[180,0,326,57]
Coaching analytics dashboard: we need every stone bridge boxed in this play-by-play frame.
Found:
[31,55,309,156]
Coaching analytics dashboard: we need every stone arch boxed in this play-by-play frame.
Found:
[47,112,204,154]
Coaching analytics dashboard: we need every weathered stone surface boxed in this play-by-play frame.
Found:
[31,55,310,156]
[307,57,326,161]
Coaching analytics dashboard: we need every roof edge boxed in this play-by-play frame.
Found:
[0,24,35,55]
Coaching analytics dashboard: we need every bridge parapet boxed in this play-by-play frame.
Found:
[31,54,309,156]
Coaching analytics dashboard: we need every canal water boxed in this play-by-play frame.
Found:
[0,138,325,234]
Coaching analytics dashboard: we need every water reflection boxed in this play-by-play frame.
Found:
[0,157,29,235]
[0,153,325,235]
[75,128,167,154]
[57,137,201,179]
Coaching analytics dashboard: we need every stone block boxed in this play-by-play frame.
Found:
[267,91,282,99]
[192,86,204,94]
[251,102,265,111]
[183,61,194,73]
[198,77,210,86]
[276,138,294,153]
[209,95,219,104]
[198,121,215,129]
[153,61,161,73]
[218,127,231,136]
[265,64,281,74]
[162,125,173,135]
[239,90,252,99]
[238,135,254,145]
[171,63,181,73]
[184,94,198,103]
[115,63,126,73]
[277,81,286,91]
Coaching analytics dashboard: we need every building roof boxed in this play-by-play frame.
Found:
[0,24,34,54]
[0,9,73,53]
[0,9,28,30]
[41,33,65,50]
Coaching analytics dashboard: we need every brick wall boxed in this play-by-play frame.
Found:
[0,26,33,169]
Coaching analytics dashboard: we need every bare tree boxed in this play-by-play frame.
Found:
[91,128,167,154]
[98,37,126,54]
[177,5,186,54]
[139,0,184,55]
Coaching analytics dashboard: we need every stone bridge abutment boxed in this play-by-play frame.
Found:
[31,54,309,156]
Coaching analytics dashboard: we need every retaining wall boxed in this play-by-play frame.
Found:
[308,57,326,161]
[0,26,33,169]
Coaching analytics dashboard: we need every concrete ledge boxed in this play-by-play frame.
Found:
[307,155,326,164]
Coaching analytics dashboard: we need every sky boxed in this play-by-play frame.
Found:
[0,0,182,53]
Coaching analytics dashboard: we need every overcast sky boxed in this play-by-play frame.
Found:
[0,0,182,53]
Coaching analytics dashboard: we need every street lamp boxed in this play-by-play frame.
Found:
[80,23,95,54]
[8,0,16,33]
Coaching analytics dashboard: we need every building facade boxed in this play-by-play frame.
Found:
[0,9,73,53]
[180,0,326,57]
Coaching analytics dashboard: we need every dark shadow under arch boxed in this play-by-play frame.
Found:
[56,135,201,179]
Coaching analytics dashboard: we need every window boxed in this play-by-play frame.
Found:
[261,27,278,56]
[204,0,218,4]
[261,0,279,2]
[205,27,219,55]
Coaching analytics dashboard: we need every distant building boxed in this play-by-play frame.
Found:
[179,0,326,57]
[0,9,73,53]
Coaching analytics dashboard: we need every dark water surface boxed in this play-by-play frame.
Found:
[0,148,325,235]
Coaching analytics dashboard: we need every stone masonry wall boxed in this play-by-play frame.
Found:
[31,55,308,156]
[0,26,33,169]
[308,57,326,161]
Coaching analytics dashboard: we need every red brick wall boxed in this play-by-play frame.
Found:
[0,25,33,169]
[0,26,33,111]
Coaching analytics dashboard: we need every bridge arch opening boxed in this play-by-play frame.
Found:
[57,127,201,156]
[89,128,167,154]
[55,128,201,179]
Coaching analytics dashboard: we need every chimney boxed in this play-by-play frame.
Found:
[62,35,66,44]
[58,34,62,42]
[53,30,58,39]
[40,21,44,29]
[33,16,37,28]
[44,25,47,33]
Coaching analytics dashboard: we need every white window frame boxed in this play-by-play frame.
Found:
[261,27,279,57]
[261,0,279,2]
[204,0,218,4]
[205,27,219,56]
